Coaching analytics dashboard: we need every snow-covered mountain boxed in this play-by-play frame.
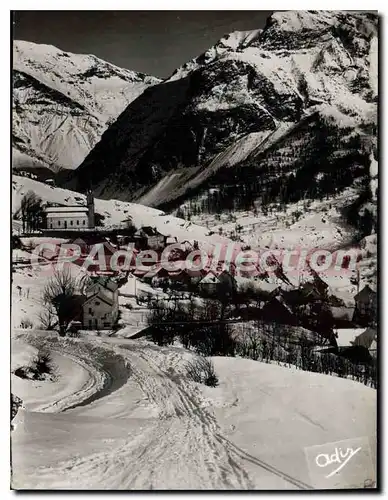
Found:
[13,40,161,172]
[65,10,377,212]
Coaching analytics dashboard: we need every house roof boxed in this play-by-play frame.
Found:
[353,327,377,349]
[335,328,367,348]
[83,291,114,307]
[262,296,295,316]
[46,212,88,219]
[88,276,119,292]
[354,284,377,301]
[135,226,162,237]
[199,272,220,284]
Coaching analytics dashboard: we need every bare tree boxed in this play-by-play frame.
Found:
[42,268,79,336]
[20,190,44,233]
[38,301,58,330]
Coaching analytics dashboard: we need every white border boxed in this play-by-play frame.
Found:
[1,3,386,499]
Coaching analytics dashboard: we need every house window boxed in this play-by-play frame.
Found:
[77,220,79,225]
[70,220,73,226]
[58,220,61,226]
[95,301,100,306]
[89,307,92,314]
[83,220,86,225]
[50,223,53,229]
[88,319,92,327]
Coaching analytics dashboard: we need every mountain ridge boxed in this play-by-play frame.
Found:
[64,10,377,215]
[12,40,161,172]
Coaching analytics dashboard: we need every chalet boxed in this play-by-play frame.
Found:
[85,276,119,301]
[167,268,194,290]
[261,296,298,326]
[330,306,356,326]
[352,327,377,350]
[134,226,165,250]
[133,265,168,284]
[335,328,367,348]
[82,277,119,329]
[72,237,139,274]
[198,271,220,295]
[353,285,377,325]
[300,276,328,301]
[331,327,376,364]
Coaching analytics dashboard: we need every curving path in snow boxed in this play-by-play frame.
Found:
[11,336,376,490]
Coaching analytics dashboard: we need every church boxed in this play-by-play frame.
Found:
[45,191,95,231]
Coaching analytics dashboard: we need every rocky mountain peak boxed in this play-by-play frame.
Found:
[13,40,161,171]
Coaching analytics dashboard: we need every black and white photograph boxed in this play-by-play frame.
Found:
[10,9,378,490]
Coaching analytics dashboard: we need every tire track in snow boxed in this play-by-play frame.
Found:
[14,340,310,489]
[24,342,253,489]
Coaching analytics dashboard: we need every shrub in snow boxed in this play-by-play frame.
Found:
[20,317,33,329]
[186,357,219,387]
[13,349,56,381]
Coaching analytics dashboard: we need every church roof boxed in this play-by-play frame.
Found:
[45,206,88,214]
[46,212,88,218]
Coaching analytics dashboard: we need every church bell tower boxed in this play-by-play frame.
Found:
[86,190,95,229]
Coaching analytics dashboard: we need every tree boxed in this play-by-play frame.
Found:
[42,268,79,336]
[20,191,44,233]
[38,302,57,330]
[176,207,185,219]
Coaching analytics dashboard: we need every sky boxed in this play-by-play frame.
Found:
[13,11,273,78]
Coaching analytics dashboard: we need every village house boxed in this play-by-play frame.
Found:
[351,327,377,351]
[45,190,95,231]
[167,268,195,291]
[198,271,220,296]
[261,296,298,326]
[353,284,377,325]
[134,226,166,250]
[82,277,119,329]
[198,269,236,297]
[330,305,356,327]
[333,327,377,364]
[70,237,124,274]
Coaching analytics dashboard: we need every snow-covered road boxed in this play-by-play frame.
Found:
[11,335,376,490]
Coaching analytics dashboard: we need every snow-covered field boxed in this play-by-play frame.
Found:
[11,334,376,490]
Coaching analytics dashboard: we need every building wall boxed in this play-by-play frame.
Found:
[148,235,165,250]
[83,296,118,329]
[47,214,88,230]
[199,282,218,295]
